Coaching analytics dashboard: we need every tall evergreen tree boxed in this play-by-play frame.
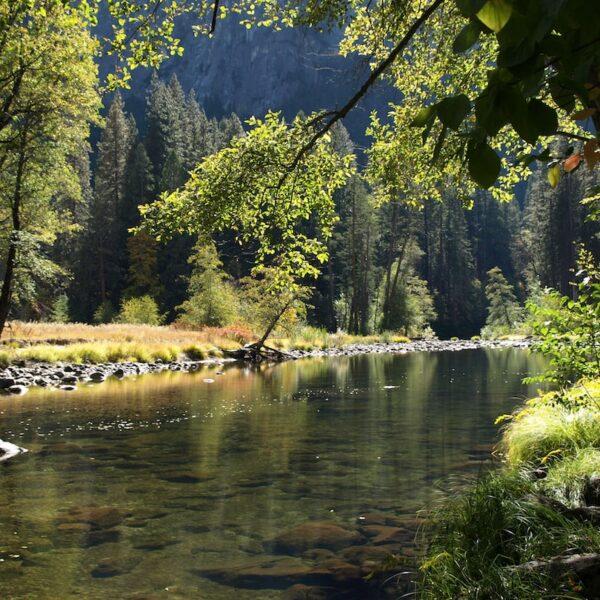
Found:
[90,93,135,308]
[482,267,522,336]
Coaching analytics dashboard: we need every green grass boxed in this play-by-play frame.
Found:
[420,469,600,599]
[501,384,600,466]
[542,447,600,508]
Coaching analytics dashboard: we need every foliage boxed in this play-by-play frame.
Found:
[141,111,353,342]
[0,0,101,333]
[116,295,164,325]
[238,269,310,340]
[375,239,437,336]
[141,111,354,286]
[481,267,522,338]
[50,295,70,324]
[177,240,240,327]
[526,250,600,387]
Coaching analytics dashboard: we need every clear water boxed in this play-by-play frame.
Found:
[0,348,545,599]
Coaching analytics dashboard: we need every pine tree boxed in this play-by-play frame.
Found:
[90,92,135,306]
[184,90,213,169]
[177,241,239,327]
[424,197,484,337]
[482,267,522,337]
[125,232,163,300]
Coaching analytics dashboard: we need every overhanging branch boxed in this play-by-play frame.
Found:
[280,0,445,184]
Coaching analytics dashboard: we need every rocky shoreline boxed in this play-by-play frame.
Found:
[288,337,530,359]
[0,338,530,396]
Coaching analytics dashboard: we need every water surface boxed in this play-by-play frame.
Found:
[0,348,545,599]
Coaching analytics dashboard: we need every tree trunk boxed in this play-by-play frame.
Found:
[0,146,26,339]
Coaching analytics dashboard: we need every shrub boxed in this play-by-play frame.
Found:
[526,250,600,387]
[93,301,115,324]
[177,241,240,327]
[116,296,163,326]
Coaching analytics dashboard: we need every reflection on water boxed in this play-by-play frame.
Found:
[0,349,545,599]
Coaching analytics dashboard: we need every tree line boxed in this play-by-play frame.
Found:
[4,73,598,339]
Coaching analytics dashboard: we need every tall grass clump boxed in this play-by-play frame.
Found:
[421,470,600,599]
[542,448,600,508]
[500,387,600,467]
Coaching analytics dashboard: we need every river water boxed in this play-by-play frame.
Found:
[0,348,545,599]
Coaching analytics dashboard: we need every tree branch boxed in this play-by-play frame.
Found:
[210,0,220,34]
[279,0,445,185]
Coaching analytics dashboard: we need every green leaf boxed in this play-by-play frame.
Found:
[467,142,501,188]
[477,0,513,32]
[453,21,481,52]
[548,164,560,188]
[475,88,507,135]
[411,106,436,127]
[436,94,471,130]
[498,88,537,144]
[528,99,558,136]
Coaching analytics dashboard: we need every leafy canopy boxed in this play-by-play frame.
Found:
[140,111,355,294]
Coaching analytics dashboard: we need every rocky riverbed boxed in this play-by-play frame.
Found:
[0,338,530,395]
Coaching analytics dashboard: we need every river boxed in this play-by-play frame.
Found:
[0,348,545,599]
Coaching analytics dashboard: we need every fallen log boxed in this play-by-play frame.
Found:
[0,439,28,463]
[513,553,600,597]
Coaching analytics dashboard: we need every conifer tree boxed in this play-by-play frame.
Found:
[177,240,239,327]
[424,197,484,337]
[482,267,522,337]
[91,92,135,307]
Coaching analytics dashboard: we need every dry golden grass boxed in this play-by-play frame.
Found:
[2,321,254,346]
[0,321,410,366]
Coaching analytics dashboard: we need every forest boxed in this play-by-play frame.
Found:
[0,1,599,599]
[4,72,599,340]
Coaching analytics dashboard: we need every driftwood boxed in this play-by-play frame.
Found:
[0,439,28,463]
[513,553,600,597]
[224,342,292,363]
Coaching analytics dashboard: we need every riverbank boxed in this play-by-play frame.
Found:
[0,336,530,395]
[419,380,600,598]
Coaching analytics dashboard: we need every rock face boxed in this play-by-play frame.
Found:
[270,521,365,555]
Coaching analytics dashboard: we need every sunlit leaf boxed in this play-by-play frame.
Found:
[547,164,560,188]
[477,0,513,32]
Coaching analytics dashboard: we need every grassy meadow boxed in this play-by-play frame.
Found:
[0,321,411,366]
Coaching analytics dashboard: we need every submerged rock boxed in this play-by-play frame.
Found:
[59,506,126,529]
[6,384,28,395]
[270,521,365,555]
[91,558,123,578]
